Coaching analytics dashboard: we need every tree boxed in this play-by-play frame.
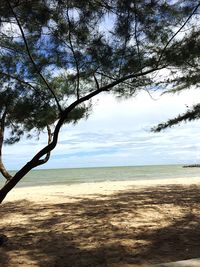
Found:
[0,0,199,203]
[0,0,90,182]
[0,73,89,182]
[152,9,200,132]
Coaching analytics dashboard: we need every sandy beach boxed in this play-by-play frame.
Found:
[1,177,200,266]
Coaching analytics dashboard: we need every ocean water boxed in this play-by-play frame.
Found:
[1,164,200,188]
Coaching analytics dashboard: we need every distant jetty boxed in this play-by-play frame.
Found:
[183,164,200,168]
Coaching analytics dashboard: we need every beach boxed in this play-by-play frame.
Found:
[1,177,200,266]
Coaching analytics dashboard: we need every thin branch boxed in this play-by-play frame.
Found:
[184,60,200,70]
[66,5,80,100]
[99,69,156,100]
[134,1,142,71]
[96,70,144,93]
[118,8,130,77]
[0,43,26,55]
[38,125,53,165]
[157,2,200,66]
[142,88,157,101]
[0,71,38,91]
[7,0,63,113]
[93,73,100,90]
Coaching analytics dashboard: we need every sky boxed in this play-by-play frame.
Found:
[3,88,200,170]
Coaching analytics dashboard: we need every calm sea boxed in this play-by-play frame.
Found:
[1,165,200,188]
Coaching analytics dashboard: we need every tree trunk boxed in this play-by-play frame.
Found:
[0,124,55,203]
[0,111,12,182]
[0,160,35,203]
[0,160,12,181]
[0,85,114,203]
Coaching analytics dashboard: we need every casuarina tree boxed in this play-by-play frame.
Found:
[0,0,199,203]
[152,7,200,132]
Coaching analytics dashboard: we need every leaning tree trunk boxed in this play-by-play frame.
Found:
[0,111,12,182]
[0,124,54,203]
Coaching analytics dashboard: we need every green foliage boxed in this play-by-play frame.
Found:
[152,104,200,132]
[153,15,200,130]
[0,0,199,143]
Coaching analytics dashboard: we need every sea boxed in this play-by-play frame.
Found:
[0,164,200,188]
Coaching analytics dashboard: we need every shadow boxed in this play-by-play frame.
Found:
[0,248,9,267]
[1,184,200,266]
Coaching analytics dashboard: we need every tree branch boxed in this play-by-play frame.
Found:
[157,2,200,66]
[38,125,53,165]
[118,8,130,77]
[134,1,142,71]
[93,73,100,90]
[152,104,200,132]
[7,0,63,113]
[0,63,167,203]
[66,6,80,100]
[0,110,12,182]
[97,71,137,94]
[0,71,39,91]
[0,42,26,55]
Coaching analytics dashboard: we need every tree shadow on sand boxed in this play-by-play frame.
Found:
[1,184,200,266]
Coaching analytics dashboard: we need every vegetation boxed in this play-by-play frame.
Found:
[0,0,199,202]
[152,4,200,132]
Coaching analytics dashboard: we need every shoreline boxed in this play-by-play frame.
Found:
[3,176,200,204]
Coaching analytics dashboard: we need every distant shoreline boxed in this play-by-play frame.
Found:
[1,164,200,189]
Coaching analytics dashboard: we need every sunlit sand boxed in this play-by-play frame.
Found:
[1,177,200,266]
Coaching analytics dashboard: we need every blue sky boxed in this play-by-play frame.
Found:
[3,88,200,170]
